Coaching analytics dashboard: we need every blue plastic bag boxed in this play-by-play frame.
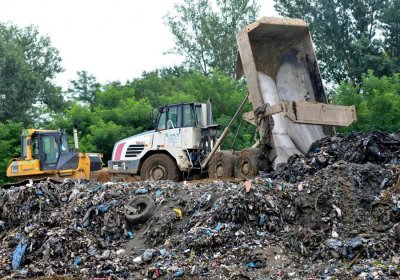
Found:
[174,268,184,277]
[135,188,148,194]
[12,239,28,270]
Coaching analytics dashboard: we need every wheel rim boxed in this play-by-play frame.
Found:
[216,164,224,178]
[240,160,251,175]
[150,165,167,180]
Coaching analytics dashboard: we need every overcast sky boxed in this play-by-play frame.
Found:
[0,0,277,89]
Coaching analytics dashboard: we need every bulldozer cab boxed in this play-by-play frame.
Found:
[27,131,69,170]
[7,129,81,179]
[6,128,102,182]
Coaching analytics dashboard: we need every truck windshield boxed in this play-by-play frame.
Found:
[157,105,182,130]
[157,104,200,130]
[195,105,203,127]
[157,110,167,130]
[183,104,195,127]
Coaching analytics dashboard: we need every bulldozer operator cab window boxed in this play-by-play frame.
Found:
[32,137,39,159]
[41,135,59,165]
[61,133,68,152]
[21,136,27,159]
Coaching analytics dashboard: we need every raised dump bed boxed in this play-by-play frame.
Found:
[236,17,356,167]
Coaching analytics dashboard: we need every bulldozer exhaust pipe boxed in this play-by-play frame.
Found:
[73,125,79,151]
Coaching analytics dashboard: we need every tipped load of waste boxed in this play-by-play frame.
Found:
[1,131,399,279]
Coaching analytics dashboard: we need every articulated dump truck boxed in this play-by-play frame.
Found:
[105,17,356,181]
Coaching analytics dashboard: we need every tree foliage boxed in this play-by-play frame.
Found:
[274,0,398,84]
[67,70,100,107]
[164,0,259,77]
[0,122,24,185]
[0,23,64,124]
[381,0,400,68]
[54,82,153,159]
[333,71,400,132]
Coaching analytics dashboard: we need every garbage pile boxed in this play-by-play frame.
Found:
[271,131,400,183]
[0,131,399,279]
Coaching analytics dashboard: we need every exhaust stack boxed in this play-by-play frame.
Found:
[73,125,79,151]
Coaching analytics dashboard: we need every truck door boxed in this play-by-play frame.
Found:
[181,104,201,149]
[153,105,182,149]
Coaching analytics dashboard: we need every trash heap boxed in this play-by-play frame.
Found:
[1,131,399,279]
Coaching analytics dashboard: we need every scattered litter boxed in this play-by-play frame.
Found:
[0,131,399,279]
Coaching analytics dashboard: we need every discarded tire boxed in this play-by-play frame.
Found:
[208,151,238,179]
[124,195,155,224]
[236,148,260,179]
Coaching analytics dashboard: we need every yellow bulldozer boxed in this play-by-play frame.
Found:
[6,127,102,183]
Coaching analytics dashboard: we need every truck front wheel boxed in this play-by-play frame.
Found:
[140,154,181,181]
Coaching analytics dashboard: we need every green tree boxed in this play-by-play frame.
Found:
[0,23,64,124]
[165,0,259,77]
[381,0,400,68]
[274,0,396,83]
[54,81,153,159]
[333,71,400,132]
[67,70,100,107]
[132,67,197,107]
[0,122,24,184]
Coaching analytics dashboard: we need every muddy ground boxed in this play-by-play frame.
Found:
[0,131,399,279]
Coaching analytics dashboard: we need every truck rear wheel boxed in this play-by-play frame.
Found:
[140,154,181,181]
[208,151,237,179]
[236,148,260,179]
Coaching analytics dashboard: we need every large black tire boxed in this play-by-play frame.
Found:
[208,151,238,179]
[140,154,181,181]
[125,195,155,224]
[235,148,260,179]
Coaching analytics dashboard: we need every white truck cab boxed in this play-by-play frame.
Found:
[108,102,219,180]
